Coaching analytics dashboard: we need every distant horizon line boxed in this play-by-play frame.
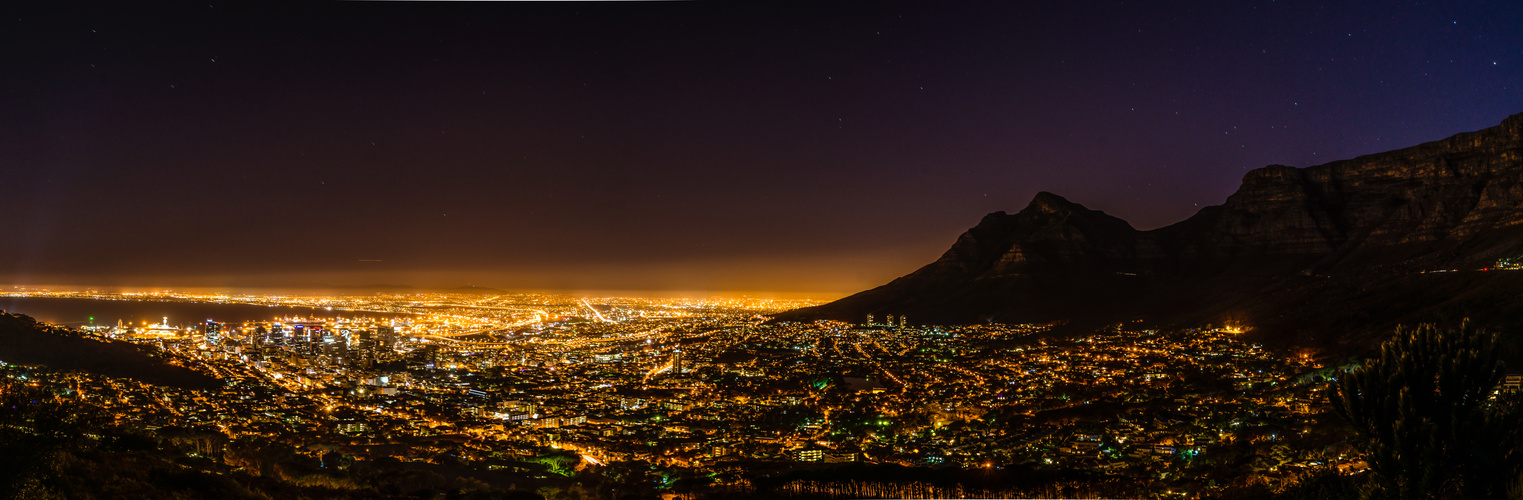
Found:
[0,283,845,301]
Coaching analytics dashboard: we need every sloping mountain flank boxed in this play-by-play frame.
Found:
[777,113,1523,353]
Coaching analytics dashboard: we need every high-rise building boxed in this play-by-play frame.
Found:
[376,325,397,350]
[203,320,223,346]
[265,323,284,346]
[321,333,348,366]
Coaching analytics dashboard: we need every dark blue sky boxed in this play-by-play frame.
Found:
[3,1,1521,294]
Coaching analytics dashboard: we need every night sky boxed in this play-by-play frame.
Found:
[4,2,1521,295]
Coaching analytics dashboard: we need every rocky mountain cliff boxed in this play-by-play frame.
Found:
[777,113,1523,352]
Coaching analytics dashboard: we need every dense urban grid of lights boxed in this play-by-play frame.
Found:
[0,288,1352,496]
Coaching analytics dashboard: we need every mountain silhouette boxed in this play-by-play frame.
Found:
[778,113,1523,354]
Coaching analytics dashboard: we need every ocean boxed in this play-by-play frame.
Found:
[0,296,410,329]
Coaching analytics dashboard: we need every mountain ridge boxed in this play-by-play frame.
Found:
[776,112,1523,354]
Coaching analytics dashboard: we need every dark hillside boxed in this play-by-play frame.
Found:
[0,313,221,390]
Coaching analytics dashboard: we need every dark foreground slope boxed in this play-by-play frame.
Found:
[778,113,1523,352]
[0,313,221,389]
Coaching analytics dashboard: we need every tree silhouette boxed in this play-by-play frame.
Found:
[1332,323,1522,499]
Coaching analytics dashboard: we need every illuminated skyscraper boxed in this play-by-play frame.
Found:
[203,319,223,346]
[376,325,398,350]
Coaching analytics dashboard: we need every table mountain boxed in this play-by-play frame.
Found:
[777,112,1523,353]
